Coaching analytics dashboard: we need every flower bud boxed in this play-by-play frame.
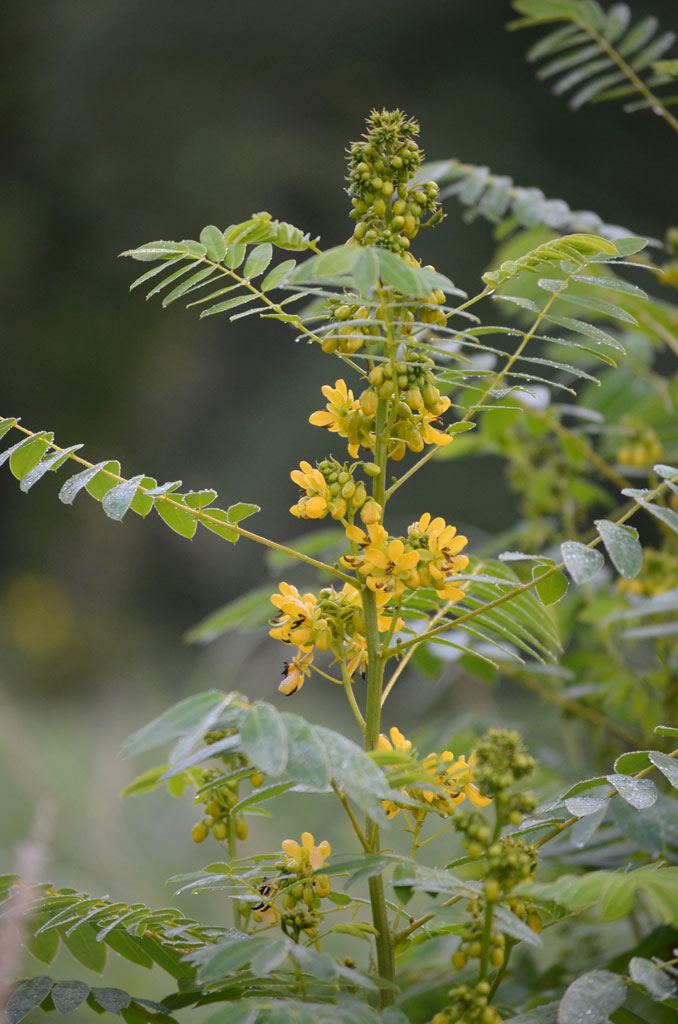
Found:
[360,499,382,525]
[192,822,208,843]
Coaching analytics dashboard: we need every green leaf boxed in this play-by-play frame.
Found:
[121,764,169,797]
[505,1003,560,1024]
[561,540,605,584]
[240,703,288,777]
[120,691,225,758]
[545,312,624,352]
[656,725,678,737]
[102,475,145,521]
[85,461,122,500]
[191,936,271,982]
[6,977,54,1024]
[103,930,153,969]
[224,243,246,269]
[377,249,433,298]
[52,980,90,1014]
[594,519,643,578]
[129,477,157,517]
[249,937,289,977]
[354,247,380,296]
[622,490,678,536]
[557,969,626,1024]
[611,237,647,256]
[9,433,53,480]
[200,508,238,543]
[629,956,676,1001]
[648,751,678,789]
[25,921,60,965]
[571,273,646,299]
[155,496,198,538]
[199,293,253,318]
[61,923,107,972]
[90,987,132,1013]
[557,290,638,324]
[19,444,83,492]
[199,225,227,263]
[607,773,657,809]
[282,714,330,790]
[494,904,542,947]
[183,489,217,509]
[0,416,17,440]
[532,565,569,605]
[58,462,112,504]
[243,243,273,279]
[122,240,188,261]
[313,726,390,823]
[162,266,216,307]
[261,258,296,291]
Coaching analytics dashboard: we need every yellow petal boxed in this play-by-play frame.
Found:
[301,831,315,852]
[282,839,302,859]
[466,784,492,808]
[398,550,420,572]
[378,734,394,751]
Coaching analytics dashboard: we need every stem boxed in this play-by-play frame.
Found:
[331,781,370,852]
[362,380,395,1005]
[478,898,494,982]
[335,648,367,734]
[226,816,242,932]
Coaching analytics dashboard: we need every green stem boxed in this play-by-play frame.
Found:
[479,898,495,982]
[226,816,242,932]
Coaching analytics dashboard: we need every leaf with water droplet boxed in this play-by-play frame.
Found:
[561,540,604,584]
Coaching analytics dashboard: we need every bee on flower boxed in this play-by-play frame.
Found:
[279,650,314,695]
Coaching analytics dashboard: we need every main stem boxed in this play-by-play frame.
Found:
[364,390,395,1005]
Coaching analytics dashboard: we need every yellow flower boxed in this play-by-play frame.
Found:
[308,379,374,457]
[281,831,331,872]
[378,726,413,754]
[421,750,492,811]
[407,513,469,601]
[377,726,414,819]
[419,409,453,448]
[279,650,314,695]
[270,582,333,652]
[289,461,333,520]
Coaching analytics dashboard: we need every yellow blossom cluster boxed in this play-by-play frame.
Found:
[342,515,469,605]
[309,378,453,460]
[378,726,491,819]
[270,581,402,695]
[289,458,367,521]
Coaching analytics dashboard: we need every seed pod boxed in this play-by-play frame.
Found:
[321,335,339,354]
[303,883,315,907]
[235,816,248,840]
[369,365,385,386]
[363,462,381,478]
[341,480,356,499]
[314,874,331,898]
[484,879,500,901]
[491,948,505,968]
[382,180,394,196]
[393,199,407,215]
[250,771,265,788]
[452,951,467,970]
[373,198,386,218]
[403,214,417,237]
[206,800,222,816]
[406,387,424,412]
[282,892,296,910]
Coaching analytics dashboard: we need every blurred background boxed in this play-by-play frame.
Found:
[1,0,677,1010]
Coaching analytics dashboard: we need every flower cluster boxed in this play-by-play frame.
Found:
[310,378,453,461]
[271,581,401,694]
[377,726,491,819]
[289,457,367,521]
[342,514,469,605]
[254,831,332,939]
[347,108,440,253]
[434,980,502,1024]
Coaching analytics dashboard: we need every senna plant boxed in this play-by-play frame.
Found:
[3,92,678,1024]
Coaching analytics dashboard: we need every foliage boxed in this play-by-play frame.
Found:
[2,10,678,1022]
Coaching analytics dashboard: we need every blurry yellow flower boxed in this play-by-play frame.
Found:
[281,831,331,871]
[378,726,413,754]
[422,750,491,811]
[279,650,314,695]
[377,726,414,819]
